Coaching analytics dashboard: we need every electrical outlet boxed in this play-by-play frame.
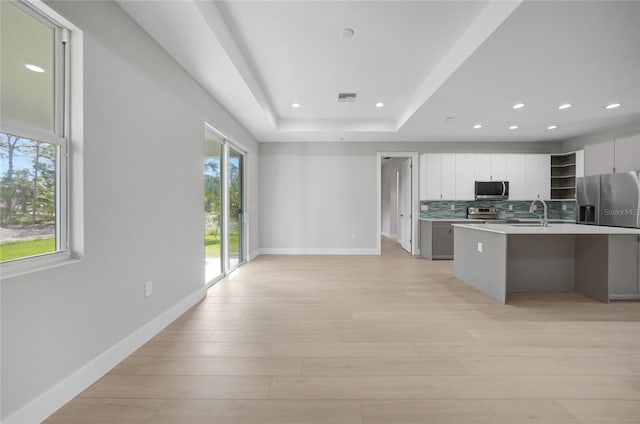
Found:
[145,281,153,297]
[509,204,513,211]
[532,205,538,211]
[477,242,483,253]
[562,204,567,211]
[421,204,429,211]
[450,204,455,211]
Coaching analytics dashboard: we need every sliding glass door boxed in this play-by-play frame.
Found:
[204,134,223,284]
[228,147,244,270]
[204,126,246,285]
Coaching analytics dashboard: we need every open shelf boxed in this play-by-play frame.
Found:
[551,152,577,200]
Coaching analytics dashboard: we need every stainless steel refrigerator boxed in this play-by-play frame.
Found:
[599,171,640,229]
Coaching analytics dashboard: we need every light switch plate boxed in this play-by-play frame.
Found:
[450,204,455,210]
[145,281,153,297]
[509,204,513,211]
[421,204,429,211]
[477,242,483,253]
[562,204,567,211]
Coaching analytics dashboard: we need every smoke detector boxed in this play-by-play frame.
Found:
[338,92,357,103]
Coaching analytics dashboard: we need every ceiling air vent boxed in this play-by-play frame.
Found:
[338,92,357,103]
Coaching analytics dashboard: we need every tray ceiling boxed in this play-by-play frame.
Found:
[117,0,640,142]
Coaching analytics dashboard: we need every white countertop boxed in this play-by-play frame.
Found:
[420,218,575,223]
[419,218,480,222]
[452,222,640,235]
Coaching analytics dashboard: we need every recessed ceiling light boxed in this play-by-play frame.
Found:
[512,103,525,109]
[291,103,300,108]
[375,102,384,108]
[509,125,519,130]
[473,124,482,129]
[547,125,558,130]
[25,64,45,73]
[342,28,355,38]
[558,103,572,110]
[605,103,621,109]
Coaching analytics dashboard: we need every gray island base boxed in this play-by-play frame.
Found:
[452,223,640,304]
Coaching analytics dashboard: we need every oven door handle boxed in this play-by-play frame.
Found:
[502,181,506,196]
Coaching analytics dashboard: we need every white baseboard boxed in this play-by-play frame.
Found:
[259,248,378,255]
[389,233,398,240]
[3,287,206,424]
[249,249,261,261]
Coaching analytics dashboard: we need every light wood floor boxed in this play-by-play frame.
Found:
[46,238,640,423]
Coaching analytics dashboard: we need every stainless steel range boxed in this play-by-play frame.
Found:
[467,207,499,220]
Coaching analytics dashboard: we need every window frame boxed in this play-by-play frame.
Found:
[0,0,71,275]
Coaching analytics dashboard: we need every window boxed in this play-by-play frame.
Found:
[0,1,69,264]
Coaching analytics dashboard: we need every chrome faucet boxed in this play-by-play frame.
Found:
[529,199,548,227]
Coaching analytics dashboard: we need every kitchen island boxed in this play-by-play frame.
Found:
[452,223,640,303]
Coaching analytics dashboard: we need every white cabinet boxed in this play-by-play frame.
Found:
[474,154,508,181]
[421,152,553,201]
[575,149,584,178]
[455,154,475,200]
[614,134,640,173]
[491,154,508,180]
[474,154,491,180]
[585,141,615,176]
[419,154,455,200]
[441,154,456,200]
[507,154,527,200]
[420,154,440,200]
[524,154,551,200]
[585,136,640,176]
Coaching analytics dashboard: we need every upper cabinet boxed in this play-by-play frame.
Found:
[575,149,584,178]
[474,154,491,181]
[585,141,615,176]
[441,154,456,200]
[506,154,527,200]
[614,134,640,173]
[420,152,552,201]
[524,154,551,200]
[473,154,508,181]
[491,154,508,180]
[584,135,640,176]
[455,154,475,200]
[419,153,455,200]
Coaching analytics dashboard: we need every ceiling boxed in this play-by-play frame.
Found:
[117,0,640,143]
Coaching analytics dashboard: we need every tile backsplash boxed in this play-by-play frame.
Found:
[420,200,576,221]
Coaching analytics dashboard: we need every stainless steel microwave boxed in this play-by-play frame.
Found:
[475,181,509,200]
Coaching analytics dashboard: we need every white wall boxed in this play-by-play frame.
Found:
[381,158,402,238]
[259,141,559,253]
[0,1,259,421]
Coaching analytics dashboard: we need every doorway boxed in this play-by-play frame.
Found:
[377,152,419,255]
[204,125,247,287]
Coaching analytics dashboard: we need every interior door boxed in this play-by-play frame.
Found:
[399,158,412,253]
